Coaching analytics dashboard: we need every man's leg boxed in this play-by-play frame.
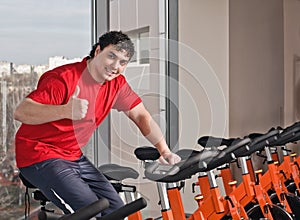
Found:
[20,158,105,217]
[78,156,124,215]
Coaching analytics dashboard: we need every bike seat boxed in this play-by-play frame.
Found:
[19,173,50,203]
[134,146,161,161]
[98,164,139,181]
[19,173,36,188]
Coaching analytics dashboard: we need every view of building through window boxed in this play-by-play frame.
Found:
[126,27,150,65]
[0,1,91,218]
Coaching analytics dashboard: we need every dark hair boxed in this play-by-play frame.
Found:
[89,31,135,59]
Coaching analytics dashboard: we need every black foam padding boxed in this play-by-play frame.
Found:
[98,163,139,181]
[100,198,147,220]
[198,136,236,147]
[134,146,160,161]
[38,198,109,220]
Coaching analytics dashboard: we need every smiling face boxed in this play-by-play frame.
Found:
[88,44,130,83]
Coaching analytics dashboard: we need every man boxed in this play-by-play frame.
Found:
[14,31,180,218]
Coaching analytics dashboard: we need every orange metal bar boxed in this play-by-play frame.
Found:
[254,170,274,220]
[191,173,254,220]
[227,181,249,220]
[210,187,225,214]
[271,151,279,162]
[188,211,205,220]
[197,175,210,200]
[261,163,292,213]
[194,194,204,207]
[189,193,225,220]
[291,154,300,190]
[226,195,247,220]
[278,155,292,181]
[219,166,234,195]
[297,154,300,165]
[167,187,186,220]
[128,211,143,220]
[161,209,174,220]
[246,158,255,182]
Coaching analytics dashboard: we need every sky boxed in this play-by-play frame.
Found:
[0,0,91,65]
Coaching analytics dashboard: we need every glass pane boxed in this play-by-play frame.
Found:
[125,28,150,65]
[108,1,167,217]
[139,31,150,64]
[129,37,138,64]
[0,0,91,218]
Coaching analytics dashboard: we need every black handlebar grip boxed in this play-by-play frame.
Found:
[198,136,236,147]
[100,197,147,220]
[38,198,109,220]
[38,211,63,220]
[61,198,109,220]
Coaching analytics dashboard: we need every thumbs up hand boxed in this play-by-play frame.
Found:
[65,86,89,120]
[72,85,81,98]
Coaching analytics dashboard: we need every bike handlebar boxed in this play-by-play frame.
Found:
[99,197,147,220]
[137,123,300,183]
[234,129,280,157]
[38,197,147,220]
[273,121,300,146]
[38,198,109,220]
[198,122,300,154]
[144,137,251,182]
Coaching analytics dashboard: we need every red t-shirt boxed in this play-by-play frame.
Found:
[15,58,141,168]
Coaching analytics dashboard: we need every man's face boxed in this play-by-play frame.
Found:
[90,44,130,83]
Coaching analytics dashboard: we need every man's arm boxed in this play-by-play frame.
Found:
[125,103,181,164]
[14,86,89,125]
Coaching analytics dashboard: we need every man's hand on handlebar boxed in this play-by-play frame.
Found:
[159,152,181,165]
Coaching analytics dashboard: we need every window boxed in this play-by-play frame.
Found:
[0,1,91,218]
[126,27,150,65]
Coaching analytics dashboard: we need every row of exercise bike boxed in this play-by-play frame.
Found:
[20,121,300,219]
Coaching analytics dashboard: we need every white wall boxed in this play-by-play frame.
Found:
[229,0,284,137]
[178,0,229,213]
[284,0,300,125]
[178,0,229,147]
[283,0,300,154]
